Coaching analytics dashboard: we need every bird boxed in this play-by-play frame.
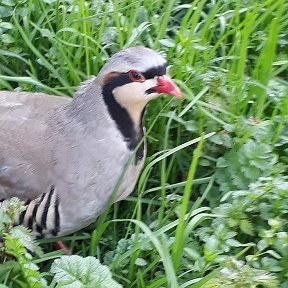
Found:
[0,46,181,238]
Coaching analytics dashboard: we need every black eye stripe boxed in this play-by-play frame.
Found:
[103,62,168,90]
[104,73,131,91]
[142,63,167,79]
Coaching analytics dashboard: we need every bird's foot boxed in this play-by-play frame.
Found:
[53,241,71,255]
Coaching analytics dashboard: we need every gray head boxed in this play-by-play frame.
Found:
[71,46,182,151]
[97,46,182,110]
[98,46,168,77]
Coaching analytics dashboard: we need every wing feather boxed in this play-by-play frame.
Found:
[0,91,70,200]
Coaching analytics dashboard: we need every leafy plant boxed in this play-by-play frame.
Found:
[0,199,122,287]
[215,119,285,193]
[0,198,46,287]
[203,258,279,288]
[51,255,122,288]
[193,176,288,285]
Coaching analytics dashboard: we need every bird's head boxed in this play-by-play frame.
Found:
[98,46,182,111]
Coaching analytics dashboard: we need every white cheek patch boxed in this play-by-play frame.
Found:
[112,79,159,128]
[113,78,159,106]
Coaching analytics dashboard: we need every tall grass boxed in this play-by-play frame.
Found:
[0,0,287,287]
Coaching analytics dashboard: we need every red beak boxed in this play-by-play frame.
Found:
[152,76,182,99]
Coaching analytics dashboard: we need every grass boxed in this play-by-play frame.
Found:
[0,0,287,287]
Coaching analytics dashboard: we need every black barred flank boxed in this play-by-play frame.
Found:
[16,185,61,238]
[36,223,43,236]
[24,199,31,206]
[18,209,26,225]
[39,192,46,203]
[51,196,60,236]
[30,202,39,227]
[27,214,33,230]
[41,185,55,230]
[18,198,31,225]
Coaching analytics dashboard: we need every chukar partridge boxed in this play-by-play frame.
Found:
[0,46,181,238]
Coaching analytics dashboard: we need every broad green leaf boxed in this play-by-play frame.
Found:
[51,255,122,288]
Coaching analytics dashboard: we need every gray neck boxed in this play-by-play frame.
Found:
[67,77,110,132]
[66,76,145,162]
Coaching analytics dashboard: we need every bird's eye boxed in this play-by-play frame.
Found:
[128,70,145,82]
